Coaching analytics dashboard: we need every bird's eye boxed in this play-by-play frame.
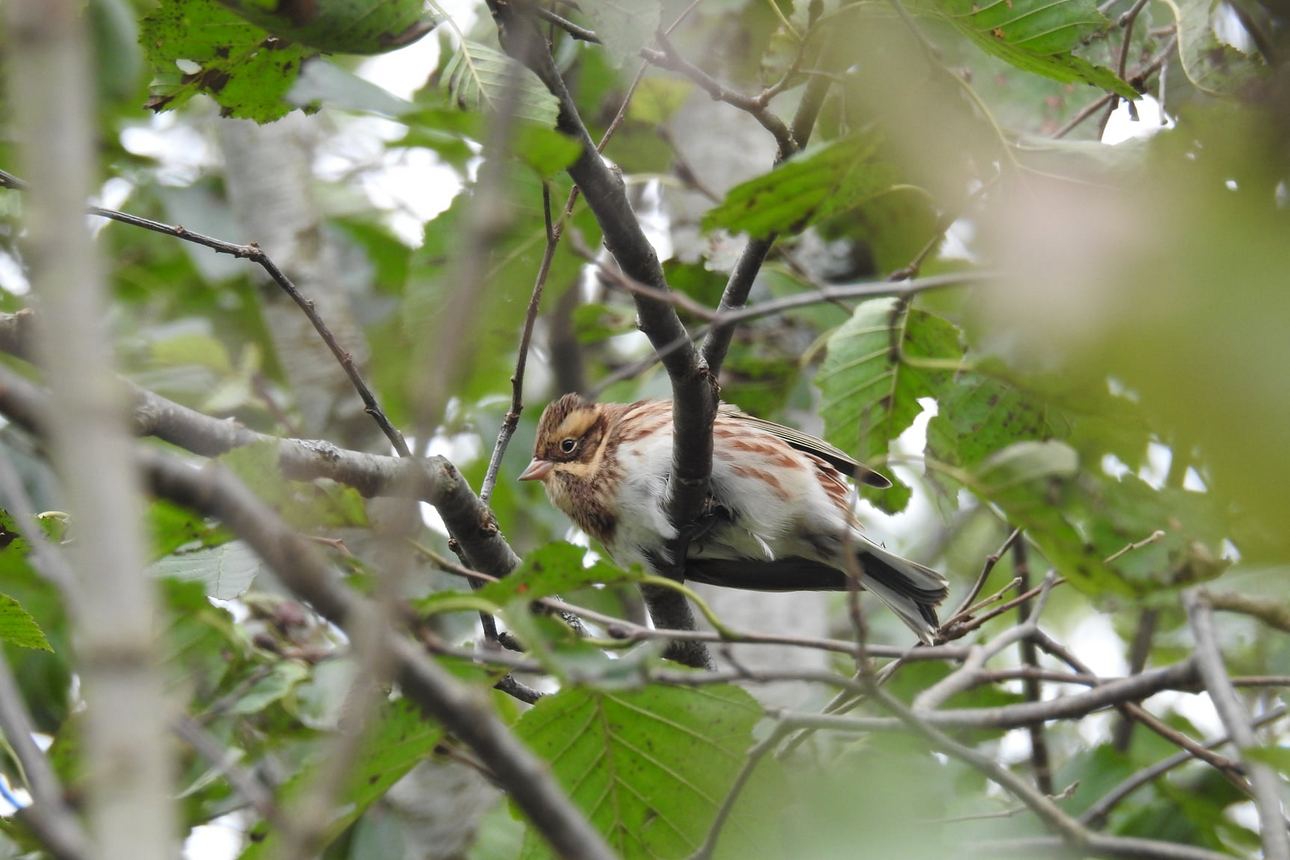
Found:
[559,438,577,454]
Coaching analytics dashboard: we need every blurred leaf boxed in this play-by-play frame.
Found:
[582,0,661,66]
[572,302,637,344]
[443,40,561,126]
[417,542,643,618]
[663,260,727,307]
[1084,473,1230,590]
[928,374,1069,469]
[1161,0,1266,95]
[775,736,952,858]
[1246,745,1290,776]
[703,134,899,238]
[152,540,262,600]
[960,441,1130,595]
[220,441,369,530]
[720,339,798,418]
[627,77,693,124]
[513,684,771,858]
[817,298,963,512]
[0,593,52,651]
[148,500,232,559]
[215,0,439,55]
[514,125,582,178]
[469,800,527,860]
[90,0,144,104]
[818,185,941,273]
[140,0,311,122]
[229,659,310,715]
[288,60,416,115]
[1054,743,1137,817]
[240,699,442,858]
[331,217,414,294]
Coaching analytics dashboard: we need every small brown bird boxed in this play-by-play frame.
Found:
[520,394,949,642]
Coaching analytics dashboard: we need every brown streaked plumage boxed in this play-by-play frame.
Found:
[520,393,949,643]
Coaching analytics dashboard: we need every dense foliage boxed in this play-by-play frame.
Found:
[1,0,1287,859]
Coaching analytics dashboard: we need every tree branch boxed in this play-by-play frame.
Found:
[0,168,410,459]
[1186,591,1290,860]
[137,447,616,860]
[0,655,90,860]
[486,2,716,665]
[0,329,521,580]
[3,4,174,857]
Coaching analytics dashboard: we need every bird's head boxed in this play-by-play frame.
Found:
[518,393,607,483]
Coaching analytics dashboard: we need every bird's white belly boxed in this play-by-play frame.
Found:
[606,424,845,571]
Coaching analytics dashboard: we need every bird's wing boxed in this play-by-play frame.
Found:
[717,405,892,488]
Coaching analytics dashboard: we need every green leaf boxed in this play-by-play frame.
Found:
[1160,0,1265,96]
[817,298,963,512]
[581,0,662,66]
[1085,473,1230,590]
[514,125,582,178]
[482,542,642,604]
[1246,745,1290,776]
[962,441,1130,595]
[287,59,417,115]
[443,40,561,126]
[140,0,311,122]
[627,77,693,125]
[228,659,310,714]
[927,0,1137,97]
[817,185,941,274]
[214,0,440,55]
[513,684,770,858]
[0,592,52,651]
[702,134,899,239]
[148,499,232,559]
[220,441,369,529]
[151,540,262,599]
[240,699,443,858]
[927,375,1068,469]
[417,543,642,617]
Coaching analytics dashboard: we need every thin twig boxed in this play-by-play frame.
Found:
[1034,631,1249,786]
[688,722,791,860]
[643,35,796,156]
[1186,591,1290,860]
[140,447,616,860]
[480,182,558,505]
[171,716,279,825]
[0,168,411,458]
[1113,607,1160,752]
[1013,540,1055,796]
[945,527,1022,624]
[1096,0,1153,137]
[0,655,90,860]
[1053,35,1176,139]
[1081,705,1288,828]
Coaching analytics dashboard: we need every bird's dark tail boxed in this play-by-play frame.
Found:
[854,543,948,644]
[684,543,948,643]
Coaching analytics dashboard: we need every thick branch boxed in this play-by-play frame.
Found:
[486,2,716,663]
[3,3,173,857]
[138,448,615,860]
[0,328,519,579]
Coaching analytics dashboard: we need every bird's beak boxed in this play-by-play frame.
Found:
[518,458,554,482]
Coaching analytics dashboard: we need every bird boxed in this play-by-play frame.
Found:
[518,393,949,643]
